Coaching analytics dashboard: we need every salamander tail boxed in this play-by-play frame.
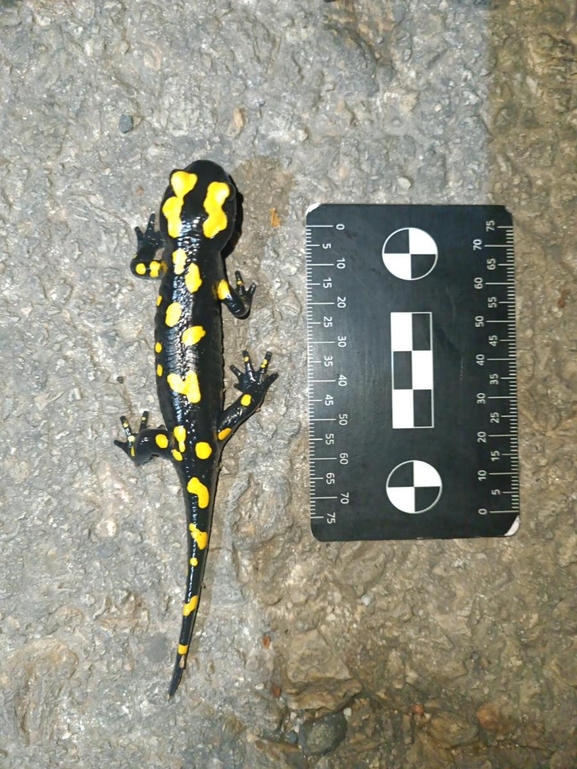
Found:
[167,489,212,697]
[168,660,185,699]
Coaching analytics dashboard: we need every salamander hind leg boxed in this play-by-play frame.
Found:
[130,213,166,279]
[114,410,171,464]
[217,351,278,442]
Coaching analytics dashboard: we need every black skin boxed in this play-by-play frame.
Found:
[115,160,278,696]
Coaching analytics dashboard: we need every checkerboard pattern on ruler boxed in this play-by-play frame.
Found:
[390,312,434,429]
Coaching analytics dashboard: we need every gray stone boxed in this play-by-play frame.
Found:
[118,114,134,134]
[298,711,348,757]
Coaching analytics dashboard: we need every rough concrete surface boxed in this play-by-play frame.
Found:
[0,0,576,767]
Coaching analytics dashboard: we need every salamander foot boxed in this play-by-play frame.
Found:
[114,410,170,464]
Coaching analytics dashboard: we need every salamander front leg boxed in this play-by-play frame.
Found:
[217,351,278,443]
[130,213,166,279]
[218,271,256,319]
[114,410,171,464]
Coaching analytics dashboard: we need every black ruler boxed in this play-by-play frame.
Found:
[306,205,519,541]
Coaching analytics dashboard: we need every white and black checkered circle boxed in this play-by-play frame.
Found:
[382,227,438,281]
[386,460,442,514]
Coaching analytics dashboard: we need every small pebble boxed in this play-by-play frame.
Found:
[118,115,134,134]
[298,711,347,757]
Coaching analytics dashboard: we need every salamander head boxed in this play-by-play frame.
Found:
[159,159,237,249]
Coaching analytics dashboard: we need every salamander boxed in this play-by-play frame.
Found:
[115,159,278,696]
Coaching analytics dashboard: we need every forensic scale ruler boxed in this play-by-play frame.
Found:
[306,205,520,541]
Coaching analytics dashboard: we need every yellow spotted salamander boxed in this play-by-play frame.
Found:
[115,159,278,696]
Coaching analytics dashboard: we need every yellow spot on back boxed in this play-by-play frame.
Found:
[203,181,230,239]
[155,433,168,449]
[190,557,199,567]
[165,302,182,327]
[174,425,187,452]
[172,449,183,461]
[149,260,163,278]
[182,326,206,346]
[187,478,210,510]
[177,644,189,655]
[172,248,187,275]
[156,295,162,306]
[241,394,252,407]
[189,521,209,548]
[171,171,197,198]
[167,372,201,404]
[156,364,163,376]
[174,425,186,441]
[183,595,199,616]
[195,442,212,459]
[155,342,163,353]
[162,171,198,239]
[217,280,230,301]
[218,428,232,441]
[135,263,146,275]
[185,263,202,294]
[162,197,184,239]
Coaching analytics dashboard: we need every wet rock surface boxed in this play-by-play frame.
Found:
[1,0,576,766]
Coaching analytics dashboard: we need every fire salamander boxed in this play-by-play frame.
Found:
[115,159,278,696]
